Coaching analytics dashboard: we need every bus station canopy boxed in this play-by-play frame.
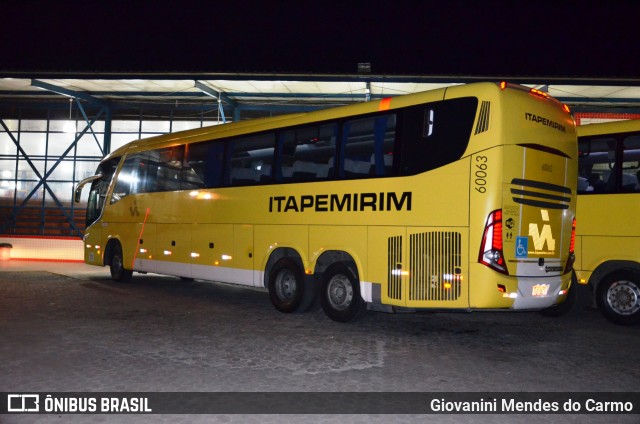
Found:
[1,73,640,121]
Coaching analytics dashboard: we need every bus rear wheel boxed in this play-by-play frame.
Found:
[320,263,366,322]
[110,243,133,283]
[596,270,640,325]
[268,258,305,313]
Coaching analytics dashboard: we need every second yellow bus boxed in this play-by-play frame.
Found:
[576,119,640,325]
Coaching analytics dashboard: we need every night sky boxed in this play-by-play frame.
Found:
[1,1,638,78]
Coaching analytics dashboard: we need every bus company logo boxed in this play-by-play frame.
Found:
[129,200,140,217]
[7,394,40,412]
[528,209,556,253]
[269,191,412,213]
[524,112,566,133]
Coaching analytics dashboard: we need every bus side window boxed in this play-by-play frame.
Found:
[278,123,338,182]
[398,97,477,176]
[623,134,640,192]
[577,139,592,193]
[229,133,275,186]
[341,115,395,179]
[581,134,640,193]
[181,144,206,190]
[153,146,185,192]
[186,141,225,188]
[582,137,618,193]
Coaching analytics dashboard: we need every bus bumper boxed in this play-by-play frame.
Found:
[510,274,570,310]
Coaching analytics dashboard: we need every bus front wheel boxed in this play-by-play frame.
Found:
[596,270,640,325]
[110,243,133,283]
[320,263,366,322]
[268,258,305,313]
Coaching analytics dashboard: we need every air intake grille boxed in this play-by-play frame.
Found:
[388,235,402,300]
[474,101,490,134]
[409,232,462,301]
[510,178,572,210]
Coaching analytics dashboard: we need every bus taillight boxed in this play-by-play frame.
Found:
[529,88,550,99]
[479,209,509,275]
[569,218,576,254]
[528,87,571,113]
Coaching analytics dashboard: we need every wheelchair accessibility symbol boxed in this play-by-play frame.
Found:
[516,236,528,258]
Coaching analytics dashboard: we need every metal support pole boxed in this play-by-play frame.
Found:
[103,104,112,155]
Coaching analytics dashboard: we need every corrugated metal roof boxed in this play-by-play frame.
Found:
[1,75,640,119]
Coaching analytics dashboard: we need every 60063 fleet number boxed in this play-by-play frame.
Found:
[474,156,488,193]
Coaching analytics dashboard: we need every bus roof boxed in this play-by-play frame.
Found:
[577,119,640,137]
[104,81,566,160]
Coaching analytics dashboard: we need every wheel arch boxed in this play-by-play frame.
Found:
[263,247,305,288]
[588,260,640,298]
[314,250,360,282]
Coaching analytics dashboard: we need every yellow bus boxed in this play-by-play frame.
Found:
[576,119,640,325]
[74,82,577,322]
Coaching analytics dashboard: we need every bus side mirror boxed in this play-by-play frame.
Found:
[74,174,103,203]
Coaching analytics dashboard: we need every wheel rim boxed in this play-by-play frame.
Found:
[606,280,640,316]
[275,269,297,301]
[327,274,353,311]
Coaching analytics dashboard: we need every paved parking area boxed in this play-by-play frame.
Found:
[1,261,638,423]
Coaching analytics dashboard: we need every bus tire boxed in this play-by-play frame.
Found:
[110,242,133,283]
[539,271,578,317]
[268,258,305,313]
[320,263,366,322]
[596,270,640,325]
